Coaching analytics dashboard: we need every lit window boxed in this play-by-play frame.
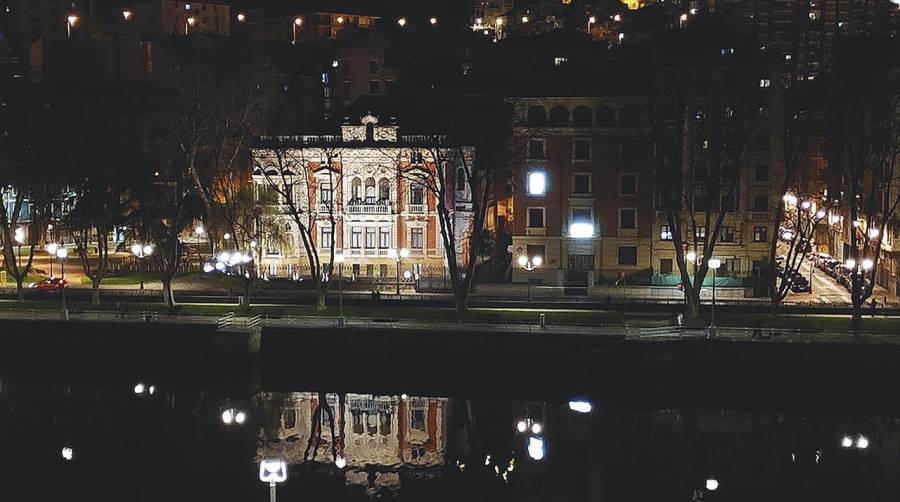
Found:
[660,225,673,241]
[759,78,771,88]
[528,171,546,195]
[570,208,594,238]
[554,56,568,66]
[185,3,191,10]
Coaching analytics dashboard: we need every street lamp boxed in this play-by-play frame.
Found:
[237,13,246,23]
[707,258,721,339]
[185,16,196,35]
[292,17,302,44]
[387,248,410,296]
[517,254,542,302]
[334,253,345,325]
[46,242,59,278]
[14,227,24,271]
[221,408,247,425]
[397,17,407,27]
[131,243,153,290]
[67,14,78,38]
[56,246,69,320]
[587,15,596,32]
[259,459,287,502]
[429,17,438,25]
[122,10,132,21]
[194,225,205,269]
[680,13,688,27]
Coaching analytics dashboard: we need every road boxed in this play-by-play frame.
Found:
[786,259,892,306]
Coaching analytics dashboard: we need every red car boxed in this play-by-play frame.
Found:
[29,278,67,291]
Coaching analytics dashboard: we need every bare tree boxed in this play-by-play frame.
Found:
[254,144,342,310]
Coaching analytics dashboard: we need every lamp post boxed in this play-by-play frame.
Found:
[14,227,24,271]
[131,243,153,290]
[292,17,302,44]
[587,15,596,33]
[185,16,195,35]
[56,246,68,320]
[387,248,410,296]
[67,14,78,38]
[334,253,345,325]
[46,242,59,278]
[259,459,287,502]
[194,225,205,269]
[707,258,721,339]
[517,254,543,302]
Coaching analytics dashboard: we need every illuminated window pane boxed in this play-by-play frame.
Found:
[528,171,546,195]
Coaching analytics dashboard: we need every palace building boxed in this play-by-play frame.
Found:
[250,114,474,283]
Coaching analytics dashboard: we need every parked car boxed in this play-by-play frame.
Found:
[28,278,67,291]
[790,280,812,293]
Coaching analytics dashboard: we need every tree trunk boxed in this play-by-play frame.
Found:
[315,285,326,311]
[454,291,468,315]
[91,277,102,306]
[162,279,176,308]
[851,300,863,332]
[240,278,251,309]
[15,277,24,303]
[684,288,700,319]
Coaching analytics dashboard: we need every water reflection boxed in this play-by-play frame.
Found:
[257,392,448,497]
[1,381,899,501]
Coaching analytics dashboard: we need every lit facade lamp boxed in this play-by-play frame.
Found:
[61,446,74,461]
[237,13,246,22]
[429,17,438,25]
[67,14,78,38]
[568,400,592,413]
[521,15,529,23]
[707,258,721,339]
[868,227,880,239]
[397,17,407,27]
[259,459,288,502]
[706,478,719,491]
[613,14,622,22]
[122,10,132,21]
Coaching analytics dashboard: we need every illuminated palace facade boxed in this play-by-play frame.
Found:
[250,115,474,281]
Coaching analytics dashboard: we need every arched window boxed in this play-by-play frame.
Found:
[378,178,391,201]
[364,177,376,201]
[410,183,425,205]
[456,167,466,190]
[549,106,569,125]
[619,105,639,127]
[351,177,362,200]
[596,106,616,126]
[526,106,547,126]
[572,106,592,126]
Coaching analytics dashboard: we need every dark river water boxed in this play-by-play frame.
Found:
[0,381,897,501]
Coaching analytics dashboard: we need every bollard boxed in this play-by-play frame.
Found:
[337,316,345,327]
[539,313,546,328]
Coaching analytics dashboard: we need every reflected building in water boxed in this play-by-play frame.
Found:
[258,392,449,497]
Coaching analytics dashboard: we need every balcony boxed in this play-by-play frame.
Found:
[749,211,772,221]
[408,204,426,214]
[347,200,392,215]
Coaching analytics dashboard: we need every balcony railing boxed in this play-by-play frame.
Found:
[408,204,426,214]
[749,211,771,221]
[347,203,392,215]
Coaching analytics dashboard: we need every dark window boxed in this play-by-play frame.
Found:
[365,227,376,248]
[378,178,390,201]
[620,174,637,195]
[660,258,674,274]
[411,409,426,431]
[572,207,592,224]
[549,106,569,125]
[528,139,545,159]
[618,246,638,265]
[754,134,770,151]
[573,139,591,160]
[752,195,768,211]
[456,168,466,189]
[527,106,547,126]
[385,80,397,93]
[721,226,735,242]
[620,208,636,229]
[573,106,592,126]
[597,106,616,125]
[410,184,425,205]
[411,228,424,249]
[351,228,362,248]
[573,173,591,195]
[378,228,390,249]
[755,163,769,182]
[283,409,297,429]
[528,207,545,228]
[369,59,381,74]
[368,80,380,94]
[753,226,767,242]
